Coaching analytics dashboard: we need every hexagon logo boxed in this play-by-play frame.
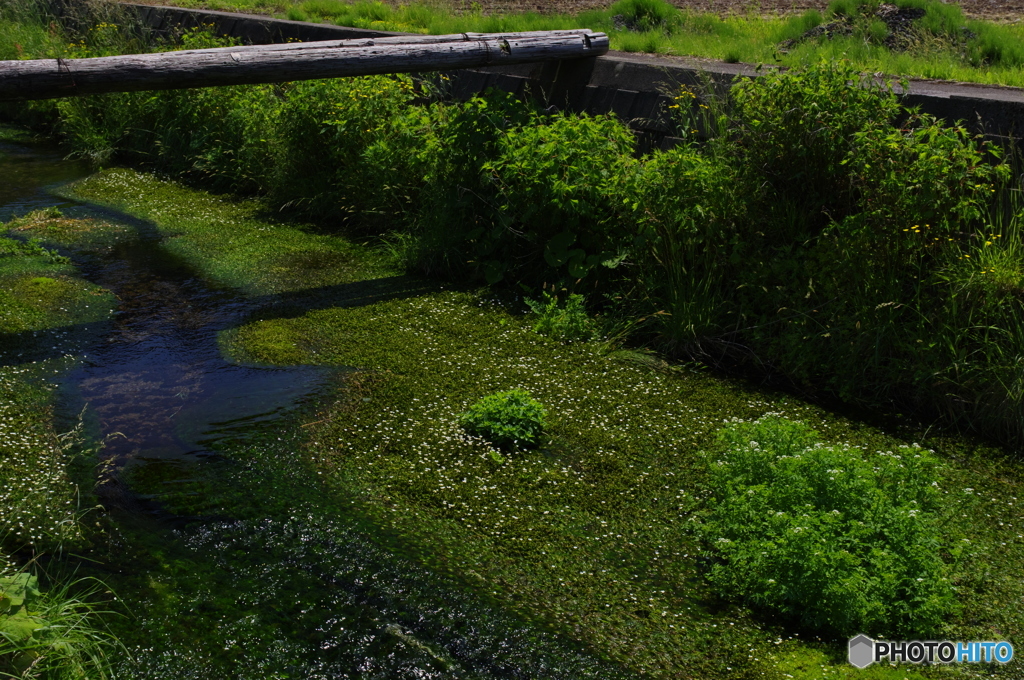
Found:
[848,634,875,668]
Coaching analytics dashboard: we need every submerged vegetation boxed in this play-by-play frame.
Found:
[2,1,1024,677]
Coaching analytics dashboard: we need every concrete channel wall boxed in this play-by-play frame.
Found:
[123,2,1024,151]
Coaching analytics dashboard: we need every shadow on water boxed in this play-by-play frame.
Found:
[0,136,91,219]
[1,132,637,679]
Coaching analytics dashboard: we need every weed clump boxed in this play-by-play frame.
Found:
[0,568,120,679]
[525,292,594,342]
[459,389,547,449]
[702,416,955,637]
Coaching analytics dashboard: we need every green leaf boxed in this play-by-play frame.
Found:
[0,608,44,642]
[0,573,40,612]
[482,260,505,284]
[543,231,576,268]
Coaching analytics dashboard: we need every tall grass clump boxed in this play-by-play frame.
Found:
[603,60,1023,449]
[626,143,743,353]
[608,0,680,31]
[409,90,535,279]
[0,566,121,680]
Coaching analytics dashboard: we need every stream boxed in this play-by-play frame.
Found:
[0,134,637,679]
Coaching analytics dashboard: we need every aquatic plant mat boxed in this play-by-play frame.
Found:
[0,160,1016,677]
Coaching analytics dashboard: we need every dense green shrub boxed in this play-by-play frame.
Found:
[271,75,423,226]
[626,145,744,349]
[459,389,547,449]
[525,291,595,342]
[842,115,1008,248]
[729,60,903,237]
[412,90,535,279]
[482,113,636,283]
[702,416,955,637]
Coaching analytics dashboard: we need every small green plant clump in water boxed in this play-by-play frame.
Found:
[525,292,594,342]
[459,389,547,449]
[0,234,69,265]
[701,416,955,638]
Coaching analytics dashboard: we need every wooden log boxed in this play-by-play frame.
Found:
[171,30,604,56]
[0,31,608,102]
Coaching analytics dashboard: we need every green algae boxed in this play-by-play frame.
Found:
[6,207,133,251]
[0,220,116,362]
[26,167,1024,678]
[62,168,399,296]
[0,214,117,554]
[222,290,972,678]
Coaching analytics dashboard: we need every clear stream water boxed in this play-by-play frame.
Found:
[0,134,638,679]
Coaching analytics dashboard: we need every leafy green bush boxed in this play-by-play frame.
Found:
[729,60,903,236]
[482,113,636,283]
[841,114,1009,250]
[408,90,535,279]
[702,416,955,637]
[459,389,547,449]
[525,292,594,342]
[626,145,743,349]
[271,75,423,226]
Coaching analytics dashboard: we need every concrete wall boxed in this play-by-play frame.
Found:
[122,2,1024,150]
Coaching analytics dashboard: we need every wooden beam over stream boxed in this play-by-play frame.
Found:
[0,30,608,102]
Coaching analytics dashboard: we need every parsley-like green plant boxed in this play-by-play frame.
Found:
[525,292,594,342]
[459,389,547,450]
[702,416,955,638]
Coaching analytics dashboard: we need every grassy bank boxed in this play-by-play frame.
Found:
[0,201,122,678]
[7,1,1024,448]
[52,168,1024,678]
[109,0,1024,88]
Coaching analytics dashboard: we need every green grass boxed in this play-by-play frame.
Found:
[9,0,1024,87]
[6,207,134,252]
[116,0,1024,88]
[217,285,1020,678]
[0,567,121,680]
